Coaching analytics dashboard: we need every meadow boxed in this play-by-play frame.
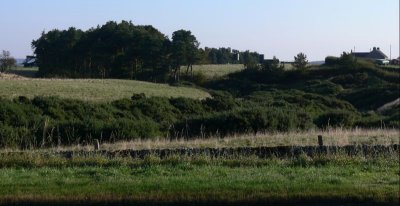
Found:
[0,148,398,206]
[0,77,210,102]
[180,64,244,79]
[0,129,398,205]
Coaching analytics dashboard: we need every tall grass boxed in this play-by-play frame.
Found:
[67,128,400,151]
[2,128,398,153]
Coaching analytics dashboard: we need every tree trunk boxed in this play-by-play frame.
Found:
[186,65,190,76]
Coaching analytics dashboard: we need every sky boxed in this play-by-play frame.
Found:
[0,0,399,61]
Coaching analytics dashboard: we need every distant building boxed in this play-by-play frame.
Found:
[259,54,265,63]
[351,47,388,60]
[352,47,389,65]
[390,57,400,65]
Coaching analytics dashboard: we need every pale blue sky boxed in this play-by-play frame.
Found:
[0,0,398,60]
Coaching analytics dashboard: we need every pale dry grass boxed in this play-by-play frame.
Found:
[100,128,399,151]
[8,128,397,153]
[0,72,27,80]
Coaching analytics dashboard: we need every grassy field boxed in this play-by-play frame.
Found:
[0,153,398,206]
[0,130,398,205]
[181,64,244,79]
[0,77,210,102]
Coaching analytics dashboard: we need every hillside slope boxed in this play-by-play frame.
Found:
[0,77,210,102]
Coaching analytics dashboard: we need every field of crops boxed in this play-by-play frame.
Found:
[0,77,210,102]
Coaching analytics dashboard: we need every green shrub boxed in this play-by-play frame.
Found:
[315,110,359,128]
[304,80,343,95]
[324,56,339,66]
[192,71,208,85]
[202,91,239,111]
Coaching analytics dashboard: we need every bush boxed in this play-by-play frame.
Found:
[315,110,359,128]
[172,108,314,138]
[192,71,208,85]
[170,97,205,115]
[202,91,239,111]
[304,80,343,95]
[325,56,339,66]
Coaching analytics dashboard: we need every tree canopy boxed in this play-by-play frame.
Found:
[293,52,308,70]
[32,21,169,80]
[31,21,262,81]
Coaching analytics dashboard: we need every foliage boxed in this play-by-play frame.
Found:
[338,52,358,69]
[0,50,16,72]
[261,56,283,72]
[170,30,200,81]
[31,21,259,83]
[32,21,169,80]
[292,52,308,70]
[314,110,359,128]
[324,56,339,66]
[242,50,261,69]
[1,88,390,148]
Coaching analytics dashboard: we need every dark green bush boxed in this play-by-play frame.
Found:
[170,97,205,115]
[202,91,239,111]
[339,86,399,111]
[324,56,339,66]
[304,80,343,95]
[173,108,314,138]
[315,110,359,128]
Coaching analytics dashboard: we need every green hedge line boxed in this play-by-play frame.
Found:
[0,92,397,149]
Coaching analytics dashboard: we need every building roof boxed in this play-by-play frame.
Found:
[352,47,388,60]
[352,52,369,58]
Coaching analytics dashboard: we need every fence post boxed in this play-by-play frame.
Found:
[318,135,323,147]
[94,139,100,151]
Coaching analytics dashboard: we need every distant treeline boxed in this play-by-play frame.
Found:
[32,21,261,80]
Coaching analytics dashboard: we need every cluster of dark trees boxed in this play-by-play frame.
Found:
[32,21,173,80]
[32,21,262,81]
[198,47,260,66]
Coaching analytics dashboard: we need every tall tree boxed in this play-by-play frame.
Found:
[171,30,200,81]
[242,50,259,69]
[0,50,16,72]
[293,52,308,70]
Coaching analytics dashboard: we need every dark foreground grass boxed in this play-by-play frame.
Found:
[0,153,398,206]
